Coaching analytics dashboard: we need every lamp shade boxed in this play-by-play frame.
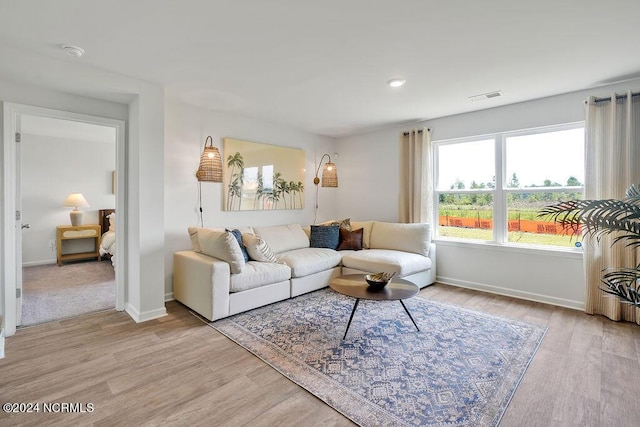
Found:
[321,162,338,187]
[196,136,223,182]
[62,193,89,208]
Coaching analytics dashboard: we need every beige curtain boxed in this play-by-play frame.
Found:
[399,128,432,223]
[584,91,640,322]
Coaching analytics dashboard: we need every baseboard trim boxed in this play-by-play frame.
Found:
[22,260,57,267]
[125,304,167,323]
[165,292,174,302]
[436,275,585,311]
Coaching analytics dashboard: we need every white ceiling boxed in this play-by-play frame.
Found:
[1,0,639,137]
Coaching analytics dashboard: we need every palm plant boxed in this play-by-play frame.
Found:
[539,183,640,307]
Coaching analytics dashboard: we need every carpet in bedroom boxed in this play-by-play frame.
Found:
[210,288,547,427]
[21,261,115,327]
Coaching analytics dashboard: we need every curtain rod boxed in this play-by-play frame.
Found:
[590,91,640,103]
[402,128,431,136]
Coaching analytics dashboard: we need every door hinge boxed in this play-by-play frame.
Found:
[15,211,21,221]
[16,288,21,298]
[15,132,21,143]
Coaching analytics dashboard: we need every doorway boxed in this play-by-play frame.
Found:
[19,115,117,326]
[2,103,126,336]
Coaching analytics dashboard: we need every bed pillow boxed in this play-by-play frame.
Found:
[309,225,340,249]
[198,229,245,273]
[108,213,116,232]
[338,227,363,251]
[242,233,278,263]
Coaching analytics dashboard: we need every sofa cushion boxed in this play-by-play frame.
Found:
[198,229,245,274]
[338,227,363,251]
[277,247,342,278]
[350,221,374,249]
[242,233,278,263]
[230,261,291,293]
[309,225,340,249]
[253,224,309,254]
[370,222,431,256]
[341,249,431,277]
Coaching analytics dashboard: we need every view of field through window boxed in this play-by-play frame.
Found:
[436,127,584,247]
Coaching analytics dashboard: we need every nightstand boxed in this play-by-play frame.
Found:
[56,224,102,266]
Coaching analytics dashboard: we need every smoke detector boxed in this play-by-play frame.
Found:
[61,44,85,58]
[468,90,502,102]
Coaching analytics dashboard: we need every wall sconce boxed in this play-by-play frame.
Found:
[62,193,90,225]
[314,153,338,187]
[196,136,223,182]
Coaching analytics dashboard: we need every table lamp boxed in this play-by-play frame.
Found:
[63,193,90,225]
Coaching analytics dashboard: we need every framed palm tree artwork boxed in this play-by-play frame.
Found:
[223,138,305,211]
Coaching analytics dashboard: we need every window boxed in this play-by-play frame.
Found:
[434,123,584,248]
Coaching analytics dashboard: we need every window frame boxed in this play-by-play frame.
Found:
[433,121,585,251]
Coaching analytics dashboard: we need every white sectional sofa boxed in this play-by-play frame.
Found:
[173,220,436,321]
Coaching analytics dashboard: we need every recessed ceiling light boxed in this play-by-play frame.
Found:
[388,78,406,88]
[61,44,85,58]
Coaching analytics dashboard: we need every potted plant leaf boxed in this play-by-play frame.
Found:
[538,183,640,307]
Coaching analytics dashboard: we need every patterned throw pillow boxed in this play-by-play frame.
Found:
[242,233,278,263]
[309,225,340,250]
[226,228,250,262]
[338,227,363,251]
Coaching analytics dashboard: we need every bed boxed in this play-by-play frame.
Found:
[99,209,116,267]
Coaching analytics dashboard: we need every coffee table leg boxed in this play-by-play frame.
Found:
[343,298,360,340]
[400,300,420,331]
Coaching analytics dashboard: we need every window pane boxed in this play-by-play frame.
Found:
[438,193,493,240]
[437,139,495,191]
[507,191,583,247]
[505,128,584,188]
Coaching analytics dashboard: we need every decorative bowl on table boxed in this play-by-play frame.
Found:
[365,272,394,290]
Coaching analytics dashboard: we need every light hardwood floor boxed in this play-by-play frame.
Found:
[1,283,639,426]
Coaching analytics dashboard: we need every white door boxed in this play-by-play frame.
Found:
[15,114,23,326]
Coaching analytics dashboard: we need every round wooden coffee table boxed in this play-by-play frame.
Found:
[329,274,420,339]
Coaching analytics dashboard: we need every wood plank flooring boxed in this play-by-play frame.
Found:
[1,283,639,426]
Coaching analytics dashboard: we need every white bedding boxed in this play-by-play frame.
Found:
[100,230,116,267]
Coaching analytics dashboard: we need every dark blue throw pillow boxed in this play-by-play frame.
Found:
[309,225,340,250]
[226,228,250,262]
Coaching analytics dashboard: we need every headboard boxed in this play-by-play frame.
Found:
[98,209,115,234]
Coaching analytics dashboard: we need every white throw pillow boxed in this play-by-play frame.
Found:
[242,233,278,263]
[198,229,245,273]
[188,227,202,252]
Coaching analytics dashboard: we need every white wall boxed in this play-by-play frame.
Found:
[164,101,338,297]
[21,133,115,265]
[336,80,640,309]
[1,44,167,333]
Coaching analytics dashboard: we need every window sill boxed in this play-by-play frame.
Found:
[432,237,584,260]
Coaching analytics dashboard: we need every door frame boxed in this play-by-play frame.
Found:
[2,103,126,337]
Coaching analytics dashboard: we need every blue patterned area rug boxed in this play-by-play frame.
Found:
[210,288,546,426]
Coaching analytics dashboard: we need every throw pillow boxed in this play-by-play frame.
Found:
[338,227,363,251]
[309,225,340,249]
[188,227,202,252]
[198,229,245,274]
[242,233,278,263]
[226,228,250,262]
